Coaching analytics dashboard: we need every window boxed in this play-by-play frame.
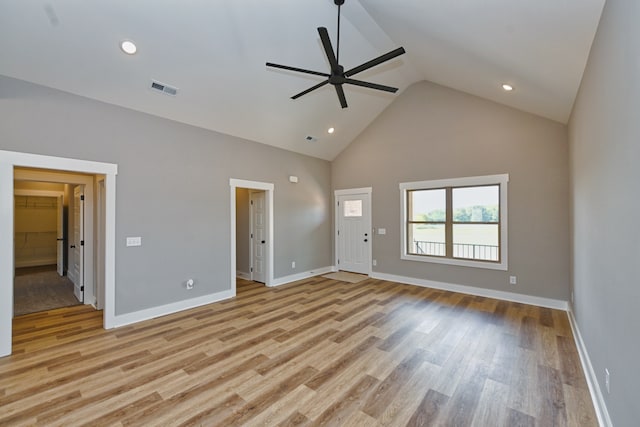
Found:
[400,174,508,270]
[343,200,362,217]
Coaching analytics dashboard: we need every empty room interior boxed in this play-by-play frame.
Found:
[0,0,636,426]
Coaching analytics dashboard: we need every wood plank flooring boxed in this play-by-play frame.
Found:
[0,276,598,426]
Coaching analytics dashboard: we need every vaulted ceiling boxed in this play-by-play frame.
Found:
[0,0,605,160]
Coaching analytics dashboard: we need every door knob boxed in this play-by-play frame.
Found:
[364,239,368,242]
[261,240,266,244]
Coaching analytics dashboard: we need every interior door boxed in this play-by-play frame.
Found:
[56,195,64,276]
[68,186,84,302]
[250,190,266,283]
[337,193,371,274]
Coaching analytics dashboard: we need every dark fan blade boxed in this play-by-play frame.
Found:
[291,80,330,99]
[266,62,330,78]
[344,78,398,93]
[318,27,340,73]
[344,47,406,77]
[335,84,348,108]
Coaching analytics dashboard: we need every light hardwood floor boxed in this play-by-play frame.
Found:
[0,276,598,426]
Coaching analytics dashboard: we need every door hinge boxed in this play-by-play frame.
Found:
[337,230,340,236]
[337,259,340,264]
[250,200,253,205]
[251,233,253,238]
[250,267,253,272]
[80,195,85,201]
[81,286,84,291]
[80,240,84,246]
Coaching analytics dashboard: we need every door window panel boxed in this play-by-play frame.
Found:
[343,200,362,217]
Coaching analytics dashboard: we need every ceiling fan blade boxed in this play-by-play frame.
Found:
[344,78,398,93]
[291,80,330,100]
[318,27,340,73]
[335,84,348,108]
[344,47,406,77]
[266,62,330,78]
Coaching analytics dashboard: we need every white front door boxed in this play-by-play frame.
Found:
[68,186,84,302]
[250,190,266,283]
[56,195,64,276]
[337,192,371,274]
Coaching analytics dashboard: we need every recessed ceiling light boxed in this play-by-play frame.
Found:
[502,84,514,92]
[120,40,137,55]
[327,127,335,134]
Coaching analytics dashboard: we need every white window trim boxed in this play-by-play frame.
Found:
[399,174,509,271]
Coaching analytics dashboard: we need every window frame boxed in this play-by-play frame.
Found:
[400,174,509,271]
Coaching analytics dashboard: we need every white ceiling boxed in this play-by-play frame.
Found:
[0,0,605,161]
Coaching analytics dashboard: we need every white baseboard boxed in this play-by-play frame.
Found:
[111,289,235,328]
[236,270,251,280]
[567,308,612,427]
[270,266,334,287]
[370,272,568,310]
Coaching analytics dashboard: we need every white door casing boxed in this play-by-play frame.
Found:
[69,185,84,302]
[229,178,274,294]
[335,188,372,275]
[1,150,118,357]
[250,190,266,283]
[95,179,106,310]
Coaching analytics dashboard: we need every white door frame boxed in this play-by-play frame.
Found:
[230,179,274,293]
[334,187,372,275]
[0,150,117,357]
[96,179,106,310]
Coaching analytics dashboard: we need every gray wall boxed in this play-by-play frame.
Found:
[0,75,332,315]
[568,0,639,424]
[235,187,250,275]
[332,80,570,301]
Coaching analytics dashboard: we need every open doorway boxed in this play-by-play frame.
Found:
[1,150,117,357]
[13,183,80,315]
[235,188,267,284]
[230,179,274,294]
[13,171,97,315]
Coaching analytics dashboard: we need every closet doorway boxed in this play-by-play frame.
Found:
[13,184,79,315]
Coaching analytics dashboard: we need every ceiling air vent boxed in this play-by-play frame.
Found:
[150,80,178,96]
[305,135,318,142]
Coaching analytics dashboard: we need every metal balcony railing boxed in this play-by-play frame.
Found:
[413,240,499,261]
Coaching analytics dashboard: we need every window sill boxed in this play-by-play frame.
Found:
[401,253,508,271]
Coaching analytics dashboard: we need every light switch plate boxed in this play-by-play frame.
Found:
[378,228,386,235]
[126,237,142,247]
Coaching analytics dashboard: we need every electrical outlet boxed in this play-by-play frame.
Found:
[509,276,517,285]
[186,279,194,290]
[605,368,610,394]
[372,259,377,266]
[291,261,296,269]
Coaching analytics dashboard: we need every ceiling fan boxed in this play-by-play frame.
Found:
[266,0,406,109]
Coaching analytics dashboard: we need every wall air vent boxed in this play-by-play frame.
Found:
[150,80,178,96]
